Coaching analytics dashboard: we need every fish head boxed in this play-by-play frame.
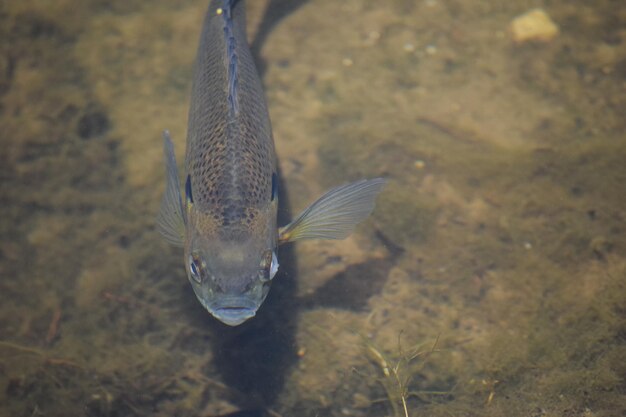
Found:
[184,214,279,326]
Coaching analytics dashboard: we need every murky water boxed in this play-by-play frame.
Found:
[1,1,625,416]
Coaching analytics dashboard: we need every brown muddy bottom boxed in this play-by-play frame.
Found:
[0,0,624,416]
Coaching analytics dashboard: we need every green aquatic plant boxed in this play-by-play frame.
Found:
[363,334,443,417]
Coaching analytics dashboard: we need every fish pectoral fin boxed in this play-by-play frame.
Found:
[156,130,186,247]
[278,178,386,244]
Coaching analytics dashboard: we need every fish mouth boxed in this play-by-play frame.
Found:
[208,298,259,326]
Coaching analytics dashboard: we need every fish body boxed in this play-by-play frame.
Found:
[158,0,385,326]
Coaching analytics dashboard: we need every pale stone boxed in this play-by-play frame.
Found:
[510,8,559,44]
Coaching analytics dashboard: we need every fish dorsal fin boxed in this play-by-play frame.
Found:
[278,178,386,243]
[156,130,186,246]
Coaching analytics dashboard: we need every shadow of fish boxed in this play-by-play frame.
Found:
[157,0,385,326]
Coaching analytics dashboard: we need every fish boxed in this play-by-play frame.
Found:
[157,0,385,326]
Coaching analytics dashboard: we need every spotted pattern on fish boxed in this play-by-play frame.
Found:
[221,0,239,115]
[185,0,275,234]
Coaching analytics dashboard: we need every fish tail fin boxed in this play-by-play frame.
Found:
[278,178,386,243]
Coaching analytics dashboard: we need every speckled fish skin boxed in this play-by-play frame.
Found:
[158,0,386,327]
[183,0,278,326]
[187,0,276,222]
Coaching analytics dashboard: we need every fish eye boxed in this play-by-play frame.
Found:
[188,255,202,284]
[260,250,279,282]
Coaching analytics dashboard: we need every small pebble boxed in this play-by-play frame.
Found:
[510,8,559,44]
[364,30,381,46]
[368,30,380,40]
[425,44,437,55]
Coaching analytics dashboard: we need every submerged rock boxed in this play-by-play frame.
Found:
[510,8,559,44]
